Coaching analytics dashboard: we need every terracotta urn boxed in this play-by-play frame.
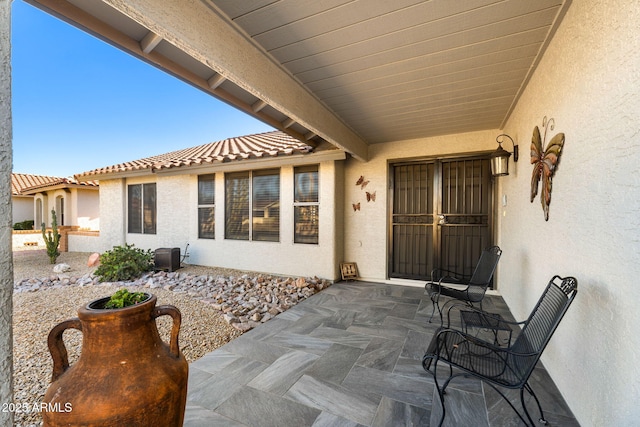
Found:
[42,293,188,426]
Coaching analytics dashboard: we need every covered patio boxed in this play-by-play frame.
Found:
[1,1,639,426]
[184,280,577,426]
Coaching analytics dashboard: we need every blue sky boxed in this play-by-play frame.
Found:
[11,1,273,178]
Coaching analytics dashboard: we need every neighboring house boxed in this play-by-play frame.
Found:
[16,174,100,231]
[11,173,100,251]
[75,131,345,279]
[10,173,61,227]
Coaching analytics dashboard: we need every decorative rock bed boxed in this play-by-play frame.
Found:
[14,270,332,333]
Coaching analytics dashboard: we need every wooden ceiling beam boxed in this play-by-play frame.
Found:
[207,73,226,89]
[140,30,162,54]
[100,0,369,160]
[24,0,320,148]
[251,99,267,113]
[282,117,295,129]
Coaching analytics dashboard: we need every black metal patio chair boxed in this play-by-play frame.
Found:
[425,245,502,322]
[422,275,578,427]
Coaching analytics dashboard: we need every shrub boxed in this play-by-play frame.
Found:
[104,288,149,309]
[13,220,34,230]
[94,244,154,282]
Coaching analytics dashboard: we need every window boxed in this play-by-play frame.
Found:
[225,172,249,240]
[128,183,156,234]
[198,174,215,239]
[252,170,280,242]
[56,196,65,226]
[225,169,280,242]
[35,198,42,228]
[294,165,319,244]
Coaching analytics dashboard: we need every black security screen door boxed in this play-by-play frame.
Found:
[390,157,493,280]
[391,163,435,279]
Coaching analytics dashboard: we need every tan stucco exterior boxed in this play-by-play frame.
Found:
[343,129,499,282]
[90,155,345,280]
[496,1,640,424]
[0,1,13,424]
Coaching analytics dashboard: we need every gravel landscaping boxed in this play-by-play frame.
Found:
[11,250,331,427]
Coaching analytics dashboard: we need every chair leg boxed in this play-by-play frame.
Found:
[424,358,447,427]
[427,292,441,323]
[483,382,535,426]
[428,299,437,323]
[434,378,446,427]
[429,294,442,323]
[523,382,548,425]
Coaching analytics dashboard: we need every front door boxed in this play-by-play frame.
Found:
[389,157,493,280]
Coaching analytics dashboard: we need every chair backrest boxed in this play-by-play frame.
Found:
[466,246,502,300]
[510,275,578,381]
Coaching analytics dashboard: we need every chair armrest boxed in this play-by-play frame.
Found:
[430,327,507,356]
[445,303,526,328]
[443,301,475,327]
[429,267,470,283]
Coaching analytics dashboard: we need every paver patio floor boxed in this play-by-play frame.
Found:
[184,281,578,426]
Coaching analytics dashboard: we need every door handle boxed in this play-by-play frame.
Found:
[438,214,447,225]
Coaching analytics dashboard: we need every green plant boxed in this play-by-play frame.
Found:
[41,210,61,264]
[13,220,34,230]
[94,244,154,282]
[104,288,149,309]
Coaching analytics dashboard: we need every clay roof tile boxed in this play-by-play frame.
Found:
[76,131,314,179]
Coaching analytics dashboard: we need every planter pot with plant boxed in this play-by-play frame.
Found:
[42,289,189,427]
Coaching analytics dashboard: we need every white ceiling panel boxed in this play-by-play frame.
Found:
[27,0,571,151]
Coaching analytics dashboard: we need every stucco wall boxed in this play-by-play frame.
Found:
[12,231,44,250]
[187,161,341,279]
[94,159,343,280]
[0,1,13,423]
[12,196,32,224]
[76,189,99,230]
[97,178,127,250]
[342,129,498,282]
[496,1,640,425]
[67,232,103,253]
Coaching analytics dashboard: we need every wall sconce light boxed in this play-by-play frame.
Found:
[490,134,518,176]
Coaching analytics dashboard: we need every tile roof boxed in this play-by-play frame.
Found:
[76,131,315,179]
[11,173,98,195]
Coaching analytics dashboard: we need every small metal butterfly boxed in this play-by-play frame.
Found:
[366,191,376,202]
[352,202,361,211]
[355,175,369,189]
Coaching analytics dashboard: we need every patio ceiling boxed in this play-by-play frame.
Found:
[25,0,570,161]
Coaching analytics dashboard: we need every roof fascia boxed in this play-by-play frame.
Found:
[79,151,346,181]
[26,0,369,161]
[21,183,99,195]
[75,169,151,183]
[100,0,369,160]
[155,150,346,177]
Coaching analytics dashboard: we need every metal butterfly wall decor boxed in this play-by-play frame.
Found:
[352,175,376,213]
[366,191,376,202]
[355,175,369,189]
[530,116,565,221]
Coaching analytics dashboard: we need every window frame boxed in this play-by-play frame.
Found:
[197,174,215,239]
[225,169,280,242]
[128,182,156,234]
[293,165,319,244]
